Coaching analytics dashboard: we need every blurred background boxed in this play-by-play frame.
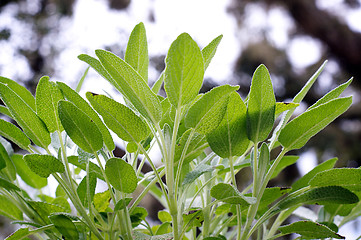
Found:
[0,0,361,238]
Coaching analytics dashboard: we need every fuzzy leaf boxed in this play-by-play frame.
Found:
[164,33,204,108]
[183,163,214,185]
[125,22,148,81]
[0,139,16,179]
[49,213,79,240]
[246,64,276,143]
[23,154,64,178]
[279,97,352,150]
[27,201,65,224]
[275,102,299,117]
[292,157,337,192]
[185,85,239,134]
[4,228,30,240]
[0,83,50,149]
[0,195,23,220]
[58,100,103,153]
[95,49,162,123]
[309,168,361,191]
[210,183,256,205]
[86,93,149,143]
[35,76,64,132]
[279,221,344,239]
[271,155,299,179]
[0,77,35,110]
[105,158,137,193]
[77,173,97,206]
[0,119,30,150]
[57,82,114,151]
[93,191,111,212]
[207,92,249,158]
[202,35,223,70]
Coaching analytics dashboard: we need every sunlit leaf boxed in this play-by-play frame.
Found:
[202,35,223,70]
[279,221,344,239]
[105,157,137,193]
[23,154,64,178]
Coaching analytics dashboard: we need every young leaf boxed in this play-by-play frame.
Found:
[105,158,137,193]
[58,100,103,153]
[57,82,114,151]
[210,183,256,206]
[308,77,352,110]
[49,213,79,240]
[35,76,64,132]
[202,35,223,70]
[309,168,361,191]
[86,92,150,143]
[258,142,270,179]
[0,119,30,150]
[278,97,352,150]
[164,33,205,108]
[207,92,250,158]
[278,221,344,239]
[95,49,162,123]
[23,154,65,178]
[0,77,35,111]
[125,22,148,81]
[93,191,111,212]
[0,195,23,220]
[246,64,276,143]
[292,157,337,192]
[185,85,239,135]
[0,83,50,149]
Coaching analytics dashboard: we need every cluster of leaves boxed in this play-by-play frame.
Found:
[0,22,360,240]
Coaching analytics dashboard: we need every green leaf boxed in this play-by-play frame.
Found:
[27,201,65,224]
[207,92,250,158]
[49,213,79,240]
[256,187,290,215]
[0,140,16,180]
[278,186,359,211]
[210,183,256,205]
[0,195,23,220]
[0,119,30,150]
[158,210,172,223]
[152,72,164,94]
[183,163,214,185]
[246,64,276,143]
[164,33,204,108]
[258,142,270,179]
[77,173,97,206]
[278,221,344,239]
[0,105,11,117]
[130,206,148,227]
[275,102,299,117]
[279,97,352,150]
[0,176,20,191]
[174,129,208,166]
[105,157,137,193]
[125,22,148,81]
[114,198,132,211]
[95,49,162,123]
[23,154,65,178]
[57,82,114,151]
[308,77,352,110]
[309,168,361,191]
[0,77,35,111]
[271,155,299,179]
[202,35,223,70]
[35,76,64,132]
[292,157,337,192]
[132,231,173,240]
[183,209,204,230]
[93,191,111,212]
[185,85,239,134]
[67,156,104,181]
[58,100,103,153]
[0,83,50,149]
[5,228,30,240]
[86,93,150,143]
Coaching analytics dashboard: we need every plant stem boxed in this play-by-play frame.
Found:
[229,156,242,240]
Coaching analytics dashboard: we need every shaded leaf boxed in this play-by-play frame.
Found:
[0,176,20,191]
[185,85,239,134]
[27,201,65,224]
[246,64,276,143]
[164,33,204,108]
[210,183,256,205]
[0,195,22,220]
[0,139,16,179]
[4,228,30,240]
[0,119,30,150]
[77,173,97,206]
[58,100,103,153]
[23,154,65,178]
[207,92,250,158]
[114,198,132,211]
[183,163,214,185]
[130,207,148,227]
[49,213,79,240]
[271,155,299,179]
[105,157,137,193]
